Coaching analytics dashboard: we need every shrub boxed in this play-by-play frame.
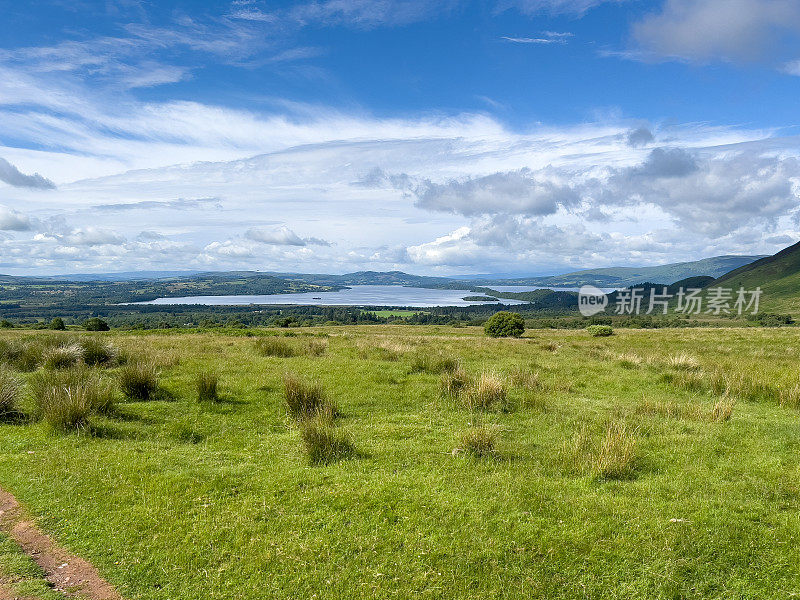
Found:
[283,374,337,420]
[484,312,525,338]
[593,422,636,479]
[587,325,613,337]
[255,337,297,357]
[79,337,118,366]
[196,371,220,402]
[457,425,500,457]
[463,372,508,411]
[119,362,159,400]
[441,367,472,398]
[30,368,116,430]
[42,344,83,370]
[0,368,21,417]
[299,414,355,464]
[49,317,66,331]
[0,320,13,328]
[84,318,110,332]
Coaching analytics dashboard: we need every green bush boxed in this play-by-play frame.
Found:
[484,312,525,338]
[196,371,220,402]
[49,317,66,330]
[587,325,614,337]
[84,318,110,332]
[119,362,159,400]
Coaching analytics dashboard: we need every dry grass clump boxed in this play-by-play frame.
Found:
[42,343,83,370]
[710,397,735,422]
[306,339,328,357]
[440,367,472,399]
[0,367,21,418]
[593,421,637,480]
[508,367,542,391]
[356,338,410,361]
[463,372,508,411]
[540,342,560,353]
[456,424,500,458]
[298,413,355,464]
[283,374,338,420]
[196,371,220,402]
[780,384,800,408]
[666,353,701,371]
[30,368,116,430]
[119,362,160,401]
[636,398,734,422]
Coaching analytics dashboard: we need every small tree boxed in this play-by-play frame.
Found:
[484,311,525,338]
[49,317,66,330]
[84,318,110,332]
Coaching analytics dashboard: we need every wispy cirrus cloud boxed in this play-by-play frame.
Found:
[501,31,573,44]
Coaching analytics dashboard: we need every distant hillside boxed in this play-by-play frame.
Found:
[710,241,800,313]
[477,255,764,288]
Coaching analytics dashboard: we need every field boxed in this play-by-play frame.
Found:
[1,325,800,599]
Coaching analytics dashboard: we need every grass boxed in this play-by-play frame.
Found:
[0,367,20,418]
[29,367,116,430]
[1,326,800,598]
[298,412,356,464]
[457,424,500,457]
[196,371,220,402]
[119,361,159,400]
[283,373,337,420]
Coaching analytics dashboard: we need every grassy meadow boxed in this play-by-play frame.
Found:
[1,325,800,599]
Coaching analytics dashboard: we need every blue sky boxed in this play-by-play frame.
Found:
[1,0,800,275]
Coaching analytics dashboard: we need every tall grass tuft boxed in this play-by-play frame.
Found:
[666,353,701,371]
[30,368,116,430]
[196,371,220,402]
[457,424,500,458]
[299,413,355,464]
[440,367,472,399]
[119,362,160,401]
[79,337,118,366]
[0,368,21,418]
[710,397,735,422]
[593,422,637,480]
[408,351,458,375]
[283,374,337,420]
[255,337,297,358]
[463,371,508,411]
[42,343,83,370]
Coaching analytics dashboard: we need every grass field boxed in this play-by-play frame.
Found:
[2,325,800,599]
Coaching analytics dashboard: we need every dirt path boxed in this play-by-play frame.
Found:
[0,487,123,600]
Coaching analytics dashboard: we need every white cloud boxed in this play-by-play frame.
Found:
[0,157,55,189]
[498,0,626,16]
[632,0,800,64]
[0,206,32,231]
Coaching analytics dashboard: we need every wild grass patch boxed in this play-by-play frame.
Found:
[456,424,500,458]
[298,413,355,464]
[283,374,338,421]
[462,371,508,411]
[593,421,637,480]
[440,367,472,399]
[30,368,116,430]
[196,371,220,402]
[636,398,734,422]
[119,362,160,401]
[255,337,297,357]
[79,337,118,366]
[408,350,459,375]
[0,367,21,418]
[42,343,83,370]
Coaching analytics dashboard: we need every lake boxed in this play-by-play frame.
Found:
[138,285,531,308]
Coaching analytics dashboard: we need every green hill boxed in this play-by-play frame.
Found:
[709,241,800,314]
[478,255,764,288]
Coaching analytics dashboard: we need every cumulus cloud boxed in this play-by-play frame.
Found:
[245,225,307,246]
[633,0,800,64]
[0,158,55,189]
[415,168,579,216]
[0,206,32,231]
[626,126,654,148]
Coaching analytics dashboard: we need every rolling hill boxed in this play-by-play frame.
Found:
[477,255,765,288]
[709,241,800,313]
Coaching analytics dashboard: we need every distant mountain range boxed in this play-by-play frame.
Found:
[472,255,765,288]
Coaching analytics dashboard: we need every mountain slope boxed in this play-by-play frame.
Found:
[710,241,800,313]
[477,255,764,288]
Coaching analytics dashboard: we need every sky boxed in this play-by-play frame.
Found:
[1,0,800,276]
